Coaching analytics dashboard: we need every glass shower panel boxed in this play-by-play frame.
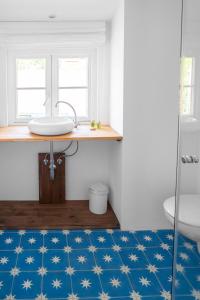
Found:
[173,0,200,299]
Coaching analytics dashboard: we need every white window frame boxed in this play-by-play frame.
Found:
[7,46,98,124]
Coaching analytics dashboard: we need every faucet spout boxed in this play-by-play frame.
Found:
[55,101,78,128]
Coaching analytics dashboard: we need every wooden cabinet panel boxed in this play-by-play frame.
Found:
[39,153,65,204]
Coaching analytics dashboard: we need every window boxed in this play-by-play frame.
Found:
[8,49,97,124]
[180,57,195,115]
[16,58,46,119]
[57,57,89,118]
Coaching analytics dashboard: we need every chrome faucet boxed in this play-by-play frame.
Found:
[49,141,56,181]
[55,101,78,128]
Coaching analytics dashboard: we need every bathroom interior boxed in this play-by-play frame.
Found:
[0,0,199,299]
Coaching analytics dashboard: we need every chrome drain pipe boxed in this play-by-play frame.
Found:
[49,141,56,180]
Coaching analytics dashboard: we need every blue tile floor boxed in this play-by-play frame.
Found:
[0,229,199,299]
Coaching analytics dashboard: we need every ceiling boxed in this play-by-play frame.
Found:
[0,0,118,21]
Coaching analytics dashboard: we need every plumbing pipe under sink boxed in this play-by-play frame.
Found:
[49,141,56,180]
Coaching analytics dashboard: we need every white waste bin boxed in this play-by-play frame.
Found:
[89,183,109,214]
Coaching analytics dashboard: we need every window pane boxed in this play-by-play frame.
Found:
[16,58,46,88]
[180,57,193,86]
[180,87,193,115]
[17,89,46,118]
[58,88,88,118]
[59,58,88,87]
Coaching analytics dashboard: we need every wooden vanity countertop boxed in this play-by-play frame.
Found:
[0,125,122,142]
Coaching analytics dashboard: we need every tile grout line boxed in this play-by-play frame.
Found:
[155,230,200,294]
[154,230,174,258]
[65,231,73,295]
[10,233,23,296]
[138,230,200,297]
[0,267,176,272]
[0,244,176,252]
[154,230,181,296]
[109,231,135,293]
[130,230,166,294]
[154,227,185,295]
[41,232,45,296]
[87,232,104,293]
[183,242,200,263]
[0,266,178,273]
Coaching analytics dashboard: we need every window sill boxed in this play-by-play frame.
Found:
[0,125,122,142]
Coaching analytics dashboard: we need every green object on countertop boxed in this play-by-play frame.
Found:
[97,121,101,129]
[90,120,101,130]
[90,120,96,129]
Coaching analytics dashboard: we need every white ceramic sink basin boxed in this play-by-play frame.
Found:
[28,117,74,136]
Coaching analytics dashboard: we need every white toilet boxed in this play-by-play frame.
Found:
[163,194,200,253]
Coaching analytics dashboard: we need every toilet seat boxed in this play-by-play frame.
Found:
[163,194,200,227]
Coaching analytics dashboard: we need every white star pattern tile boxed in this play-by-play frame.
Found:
[0,229,199,299]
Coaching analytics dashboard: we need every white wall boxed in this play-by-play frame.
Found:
[109,0,124,222]
[109,0,124,135]
[108,0,182,230]
[120,0,181,230]
[0,141,111,200]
